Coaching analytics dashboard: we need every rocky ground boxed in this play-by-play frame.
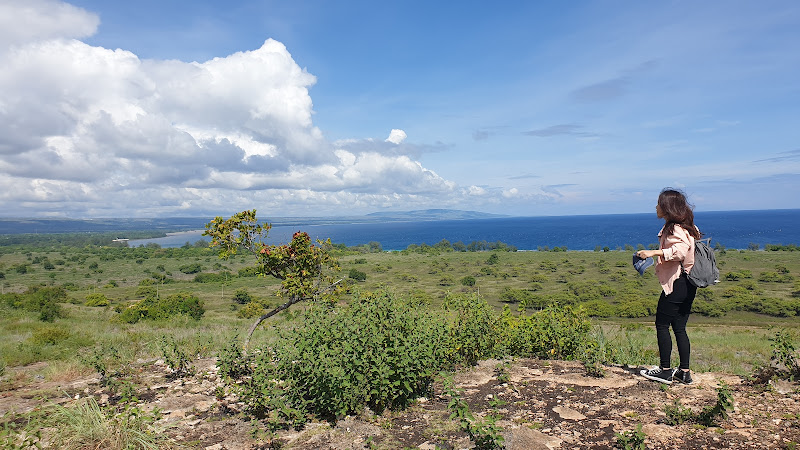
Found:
[2,357,799,449]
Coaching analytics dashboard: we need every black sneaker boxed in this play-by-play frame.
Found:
[640,367,675,384]
[673,369,693,384]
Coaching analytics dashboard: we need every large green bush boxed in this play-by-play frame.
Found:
[222,291,448,424]
[277,291,446,418]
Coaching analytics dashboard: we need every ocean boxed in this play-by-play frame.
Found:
[127,209,800,251]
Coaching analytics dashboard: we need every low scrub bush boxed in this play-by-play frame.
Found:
[348,268,367,281]
[85,293,110,307]
[116,292,204,324]
[614,300,655,318]
[193,271,233,283]
[178,263,203,274]
[236,299,273,318]
[232,288,253,305]
[445,293,499,366]
[237,266,259,277]
[497,304,594,360]
[30,325,71,345]
[579,300,615,317]
[1,286,66,322]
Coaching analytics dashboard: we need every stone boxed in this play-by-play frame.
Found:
[504,427,563,450]
[769,379,796,395]
[552,406,586,420]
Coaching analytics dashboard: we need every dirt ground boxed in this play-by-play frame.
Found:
[2,357,799,449]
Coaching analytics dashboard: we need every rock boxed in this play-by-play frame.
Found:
[194,399,215,413]
[769,379,796,395]
[505,427,563,449]
[204,444,223,450]
[552,406,586,420]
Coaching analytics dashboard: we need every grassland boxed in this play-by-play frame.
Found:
[1,242,798,377]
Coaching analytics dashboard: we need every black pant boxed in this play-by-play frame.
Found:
[655,273,696,370]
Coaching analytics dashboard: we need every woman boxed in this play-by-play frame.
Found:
[636,188,701,384]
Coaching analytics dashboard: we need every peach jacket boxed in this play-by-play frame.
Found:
[655,224,696,295]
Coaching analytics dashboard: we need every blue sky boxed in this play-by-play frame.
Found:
[0,0,798,218]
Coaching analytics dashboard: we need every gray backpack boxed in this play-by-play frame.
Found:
[686,238,719,288]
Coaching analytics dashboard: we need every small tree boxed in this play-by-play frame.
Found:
[232,288,253,304]
[204,210,341,348]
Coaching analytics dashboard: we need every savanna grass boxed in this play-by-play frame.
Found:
[0,243,798,381]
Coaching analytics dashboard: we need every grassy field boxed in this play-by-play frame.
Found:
[1,242,798,378]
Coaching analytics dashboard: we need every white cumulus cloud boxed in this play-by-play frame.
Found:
[385,129,407,145]
[0,0,469,217]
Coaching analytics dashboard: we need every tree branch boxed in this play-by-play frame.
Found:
[243,278,343,351]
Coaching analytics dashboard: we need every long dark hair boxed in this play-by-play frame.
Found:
[658,188,701,239]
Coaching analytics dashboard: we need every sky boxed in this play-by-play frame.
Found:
[0,0,799,219]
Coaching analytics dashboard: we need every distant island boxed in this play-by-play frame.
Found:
[0,210,506,235]
[366,209,507,221]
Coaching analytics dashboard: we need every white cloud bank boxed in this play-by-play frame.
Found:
[0,0,462,217]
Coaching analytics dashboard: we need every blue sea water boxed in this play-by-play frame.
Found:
[128,209,800,251]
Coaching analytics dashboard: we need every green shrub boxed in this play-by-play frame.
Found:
[116,292,204,323]
[461,276,476,286]
[580,300,615,317]
[277,291,446,418]
[439,275,454,286]
[193,271,232,283]
[30,325,71,345]
[497,305,594,360]
[614,300,654,318]
[85,293,110,307]
[232,288,253,304]
[237,266,259,277]
[135,286,157,299]
[179,263,203,274]
[444,293,499,366]
[759,271,793,283]
[222,291,447,423]
[20,286,67,322]
[692,299,727,317]
[348,268,367,281]
[499,287,533,304]
[237,299,270,318]
[567,282,602,302]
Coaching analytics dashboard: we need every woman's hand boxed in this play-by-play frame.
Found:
[637,249,662,259]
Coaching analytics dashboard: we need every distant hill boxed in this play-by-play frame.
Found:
[365,209,507,221]
[0,210,505,235]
